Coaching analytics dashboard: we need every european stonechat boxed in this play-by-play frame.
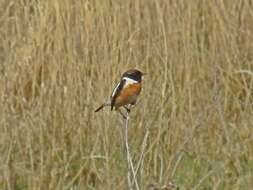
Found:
[95,69,144,118]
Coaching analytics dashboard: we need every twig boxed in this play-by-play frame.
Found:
[124,112,139,190]
[192,169,214,190]
[131,128,149,187]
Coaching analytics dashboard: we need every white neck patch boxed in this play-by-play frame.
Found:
[123,77,138,84]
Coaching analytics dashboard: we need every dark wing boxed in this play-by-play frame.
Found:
[111,79,126,111]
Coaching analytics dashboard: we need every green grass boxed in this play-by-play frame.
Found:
[0,0,253,189]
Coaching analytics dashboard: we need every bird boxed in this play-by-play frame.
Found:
[94,69,145,118]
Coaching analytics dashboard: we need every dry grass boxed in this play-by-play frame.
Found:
[0,0,253,189]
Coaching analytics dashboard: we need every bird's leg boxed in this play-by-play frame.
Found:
[118,108,127,119]
[124,106,131,113]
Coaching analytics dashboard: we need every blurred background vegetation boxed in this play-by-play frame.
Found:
[0,0,252,189]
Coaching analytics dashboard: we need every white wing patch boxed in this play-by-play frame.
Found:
[111,81,121,98]
[111,77,138,99]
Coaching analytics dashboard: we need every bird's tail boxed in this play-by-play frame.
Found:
[95,101,111,112]
[94,104,105,112]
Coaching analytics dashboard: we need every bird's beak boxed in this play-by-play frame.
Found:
[142,72,146,80]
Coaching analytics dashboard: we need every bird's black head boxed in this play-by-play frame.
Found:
[122,69,145,82]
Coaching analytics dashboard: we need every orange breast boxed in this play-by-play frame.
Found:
[114,83,141,108]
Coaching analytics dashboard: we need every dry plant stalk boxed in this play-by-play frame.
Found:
[123,110,149,190]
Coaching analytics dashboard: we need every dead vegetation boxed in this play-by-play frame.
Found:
[0,0,252,189]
